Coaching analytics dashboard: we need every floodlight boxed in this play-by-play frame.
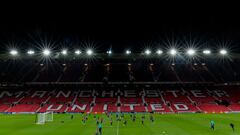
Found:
[144,49,151,55]
[107,50,112,54]
[156,49,163,55]
[126,50,131,55]
[42,49,51,56]
[203,49,211,55]
[187,49,196,56]
[61,49,67,55]
[10,50,18,56]
[169,49,177,56]
[220,49,227,55]
[27,50,35,55]
[86,49,93,55]
[75,50,81,55]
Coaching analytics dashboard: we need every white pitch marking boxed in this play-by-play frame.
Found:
[116,120,120,135]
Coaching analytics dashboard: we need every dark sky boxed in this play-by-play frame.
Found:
[0,3,240,52]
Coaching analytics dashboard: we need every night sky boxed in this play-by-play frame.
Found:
[0,4,240,53]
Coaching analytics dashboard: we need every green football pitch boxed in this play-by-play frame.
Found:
[0,113,239,135]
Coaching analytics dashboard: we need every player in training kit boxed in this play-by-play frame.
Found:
[110,117,113,126]
[121,112,124,118]
[96,117,99,125]
[116,113,119,121]
[86,114,89,121]
[210,120,215,130]
[150,114,154,122]
[230,123,235,131]
[82,116,86,124]
[123,119,127,126]
[133,114,136,122]
[100,118,103,123]
[141,116,145,125]
[98,123,103,135]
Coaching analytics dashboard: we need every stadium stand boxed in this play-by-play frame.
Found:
[0,88,238,113]
[0,60,240,114]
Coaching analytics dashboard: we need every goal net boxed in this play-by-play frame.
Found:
[36,112,53,124]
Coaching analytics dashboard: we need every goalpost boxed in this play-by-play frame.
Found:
[36,112,53,124]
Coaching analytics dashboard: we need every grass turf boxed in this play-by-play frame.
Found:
[0,113,239,135]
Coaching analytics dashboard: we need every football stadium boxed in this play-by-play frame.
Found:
[0,45,240,135]
[1,6,240,135]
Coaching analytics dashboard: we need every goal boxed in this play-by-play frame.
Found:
[36,112,53,124]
